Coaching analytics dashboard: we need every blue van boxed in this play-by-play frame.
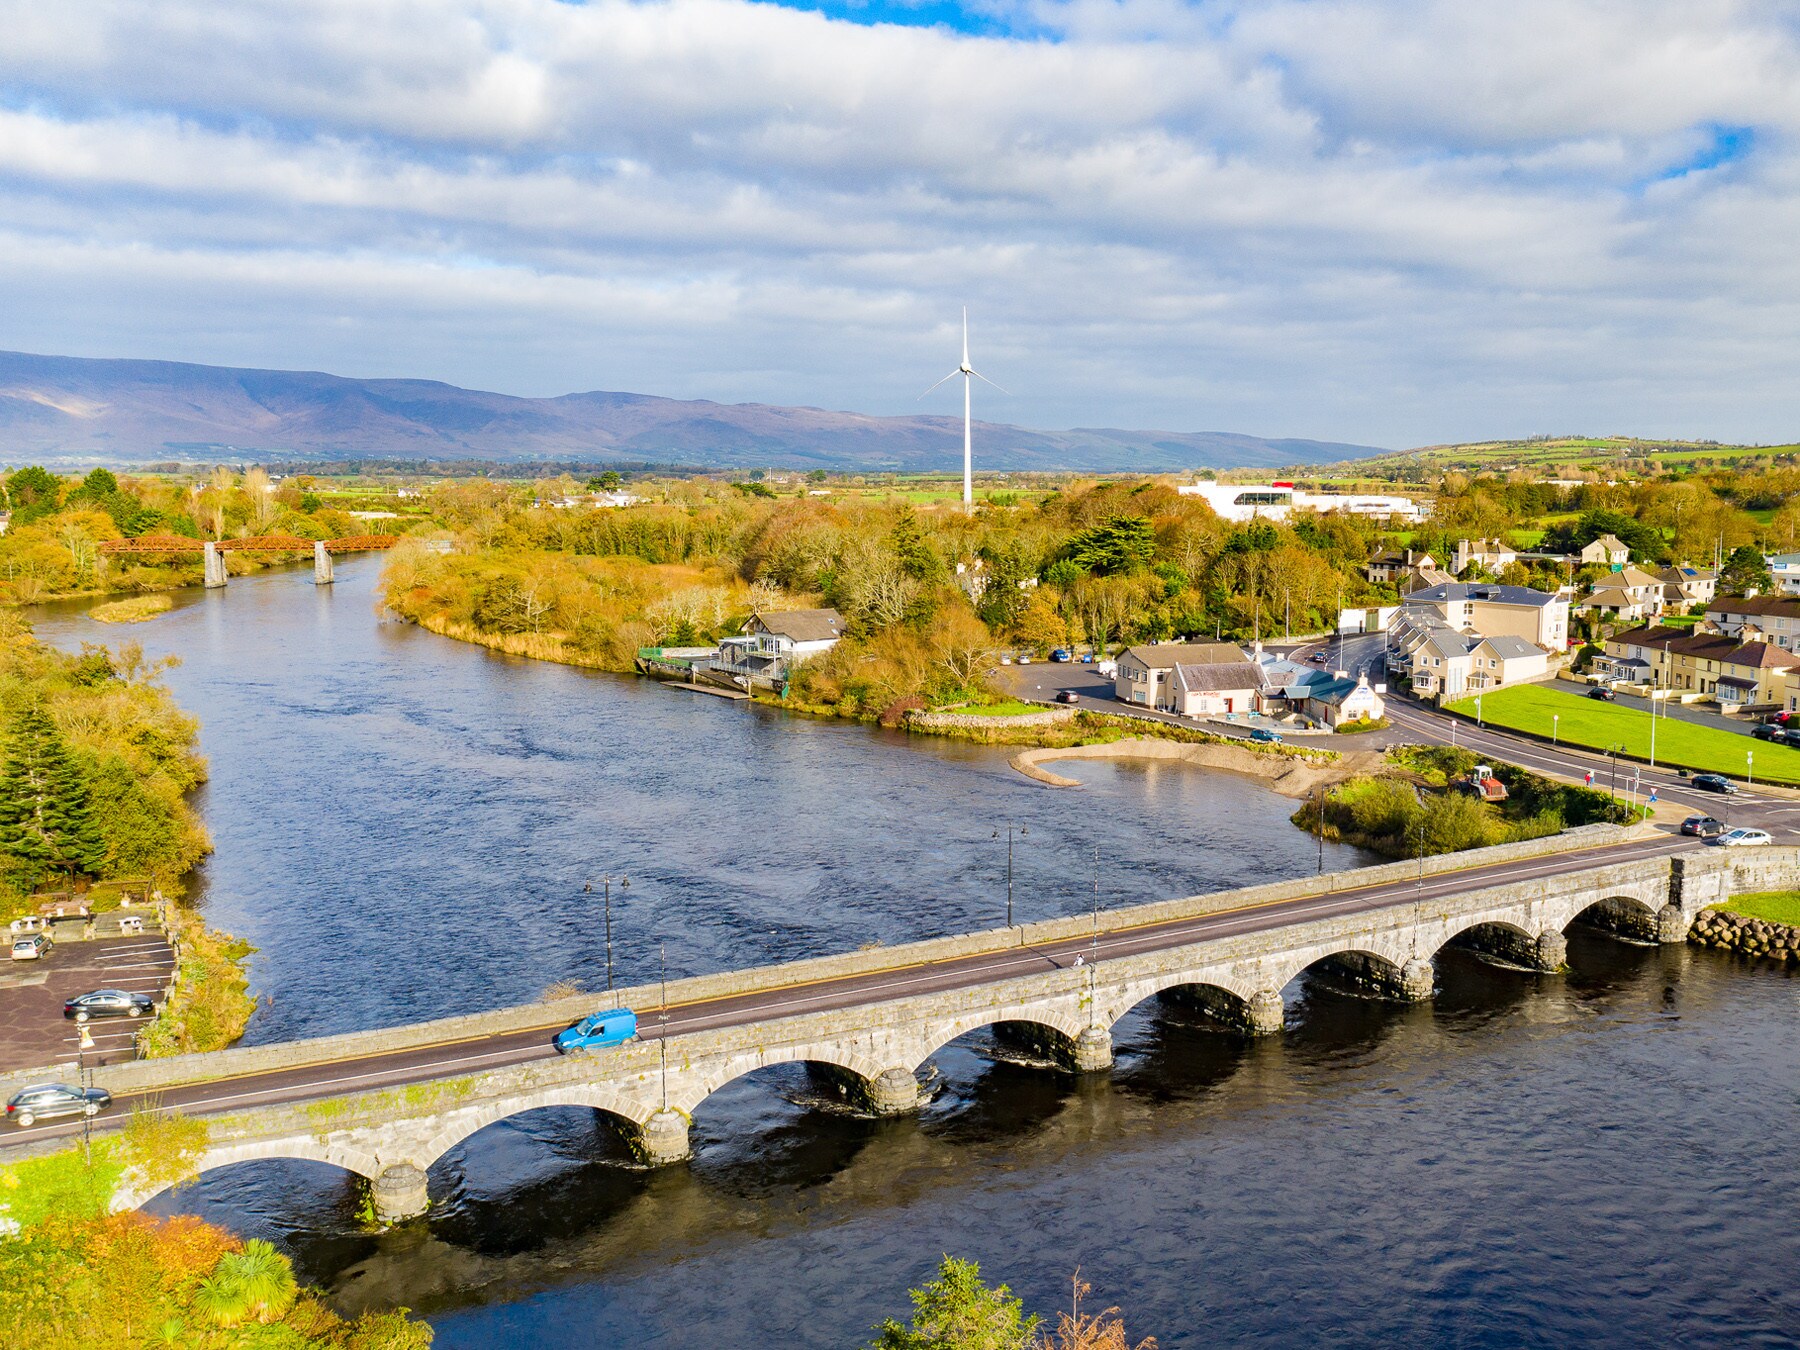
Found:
[554,1008,638,1054]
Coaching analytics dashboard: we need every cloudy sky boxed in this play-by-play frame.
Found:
[1,0,1797,447]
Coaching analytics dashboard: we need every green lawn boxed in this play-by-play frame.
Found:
[1445,683,1800,784]
[1658,614,1701,628]
[1718,891,1800,925]
[946,699,1046,717]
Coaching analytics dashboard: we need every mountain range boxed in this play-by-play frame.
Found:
[0,350,1387,472]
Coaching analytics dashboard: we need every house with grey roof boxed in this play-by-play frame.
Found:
[1113,641,1255,713]
[713,608,845,684]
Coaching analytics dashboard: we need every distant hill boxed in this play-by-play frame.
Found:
[0,350,1387,472]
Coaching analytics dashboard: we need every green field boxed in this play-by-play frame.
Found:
[1718,891,1800,925]
[1445,684,1800,784]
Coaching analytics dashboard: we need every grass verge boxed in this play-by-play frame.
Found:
[1445,684,1800,784]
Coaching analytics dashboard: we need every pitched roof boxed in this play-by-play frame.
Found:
[1617,564,1663,587]
[750,608,844,643]
[1587,533,1628,551]
[1406,582,1559,608]
[1475,635,1542,659]
[1307,675,1375,706]
[1607,625,1795,669]
[1171,661,1264,693]
[1580,587,1640,609]
[1706,595,1800,619]
[1122,641,1246,670]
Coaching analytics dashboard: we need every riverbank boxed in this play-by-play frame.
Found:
[1014,736,1365,794]
[1688,899,1800,961]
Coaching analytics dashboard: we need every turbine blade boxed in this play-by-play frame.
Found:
[918,370,961,399]
[969,367,1008,395]
[962,307,969,366]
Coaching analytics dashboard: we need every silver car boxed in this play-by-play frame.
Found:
[5,1083,112,1128]
[10,933,52,961]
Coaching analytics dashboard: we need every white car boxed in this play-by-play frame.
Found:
[1710,828,1772,847]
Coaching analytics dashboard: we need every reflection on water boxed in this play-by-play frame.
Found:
[36,567,1800,1346]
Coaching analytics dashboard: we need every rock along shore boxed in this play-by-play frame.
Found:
[1688,907,1800,962]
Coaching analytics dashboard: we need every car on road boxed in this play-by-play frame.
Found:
[1055,690,1081,704]
[1771,710,1796,725]
[1309,651,1328,663]
[10,933,52,961]
[1017,655,1031,665]
[554,1007,638,1054]
[1690,773,1736,794]
[64,989,156,1022]
[1680,815,1727,837]
[1049,649,1072,663]
[5,1083,111,1128]
[1588,687,1617,701]
[1711,828,1773,847]
[1752,723,1787,741]
[1248,728,1282,744]
[1079,654,1095,664]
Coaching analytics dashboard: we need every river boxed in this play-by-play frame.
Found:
[30,560,1800,1347]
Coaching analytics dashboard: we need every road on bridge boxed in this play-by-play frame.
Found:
[4,828,1699,1152]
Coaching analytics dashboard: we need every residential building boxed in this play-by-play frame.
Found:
[1407,631,1548,700]
[1577,564,1667,625]
[1655,564,1718,611]
[1766,552,1800,595]
[1365,548,1438,584]
[1113,642,1259,713]
[1703,595,1800,650]
[1580,534,1630,567]
[1400,582,1570,651]
[1599,624,1797,708]
[713,608,845,682]
[1398,563,1457,595]
[1453,538,1518,575]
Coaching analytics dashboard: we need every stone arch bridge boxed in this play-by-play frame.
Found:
[19,834,1777,1224]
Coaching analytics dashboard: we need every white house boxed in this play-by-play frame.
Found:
[713,608,845,682]
[1113,642,1260,714]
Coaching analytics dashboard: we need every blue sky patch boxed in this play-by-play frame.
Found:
[1660,123,1754,180]
[746,0,1028,36]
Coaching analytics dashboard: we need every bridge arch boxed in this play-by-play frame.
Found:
[1099,972,1266,1035]
[680,1044,898,1119]
[114,1137,386,1212]
[413,1084,656,1169]
[1568,894,1664,943]
[908,1007,1092,1074]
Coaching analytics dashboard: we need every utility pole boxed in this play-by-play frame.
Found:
[1316,785,1325,873]
[993,825,1027,929]
[659,942,670,1111]
[1090,844,1100,966]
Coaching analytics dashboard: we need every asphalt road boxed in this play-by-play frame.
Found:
[3,827,1697,1151]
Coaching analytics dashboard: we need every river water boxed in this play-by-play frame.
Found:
[31,561,1800,1348]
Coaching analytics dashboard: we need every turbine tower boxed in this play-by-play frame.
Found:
[922,308,1004,511]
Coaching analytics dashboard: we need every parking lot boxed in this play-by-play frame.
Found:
[0,918,174,1075]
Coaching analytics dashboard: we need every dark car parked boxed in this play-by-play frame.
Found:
[1681,815,1726,837]
[64,989,155,1022]
[1055,690,1081,704]
[1691,773,1736,794]
[5,1083,111,1128]
[1753,723,1787,741]
[1588,687,1617,701]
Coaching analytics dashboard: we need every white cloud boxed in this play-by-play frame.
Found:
[0,0,1798,445]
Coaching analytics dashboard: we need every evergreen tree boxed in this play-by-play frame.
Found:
[868,1257,1039,1350]
[0,699,107,890]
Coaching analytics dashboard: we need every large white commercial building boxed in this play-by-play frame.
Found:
[1178,481,1424,524]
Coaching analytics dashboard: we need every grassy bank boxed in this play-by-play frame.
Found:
[1716,891,1800,926]
[139,910,257,1056]
[1445,684,1800,784]
[88,595,173,624]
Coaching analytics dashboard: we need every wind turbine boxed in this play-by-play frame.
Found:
[921,308,1005,511]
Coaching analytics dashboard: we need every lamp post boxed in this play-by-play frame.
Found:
[587,876,628,992]
[1316,785,1325,874]
[1748,750,1754,787]
[659,941,670,1111]
[1476,690,1483,727]
[1552,713,1560,747]
[77,1023,95,1164]
[992,825,1027,929]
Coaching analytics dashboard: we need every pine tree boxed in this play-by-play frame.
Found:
[0,699,107,891]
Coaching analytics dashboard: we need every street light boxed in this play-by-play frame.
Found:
[992,825,1028,929]
[1552,712,1560,747]
[77,1023,95,1164]
[1748,750,1754,787]
[585,876,628,992]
